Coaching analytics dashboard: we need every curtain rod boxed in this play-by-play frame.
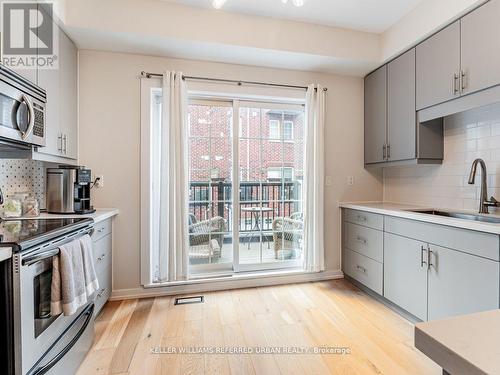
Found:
[140,71,328,92]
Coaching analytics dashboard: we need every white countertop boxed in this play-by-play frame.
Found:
[7,208,119,224]
[415,310,500,375]
[339,201,500,235]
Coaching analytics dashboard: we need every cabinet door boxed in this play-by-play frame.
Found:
[58,29,78,160]
[37,63,61,157]
[416,21,461,110]
[364,66,387,164]
[388,48,416,162]
[428,245,499,321]
[461,0,500,95]
[384,233,428,320]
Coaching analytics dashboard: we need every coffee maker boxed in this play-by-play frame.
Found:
[46,166,96,214]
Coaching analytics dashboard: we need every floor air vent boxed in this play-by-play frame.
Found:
[174,296,204,305]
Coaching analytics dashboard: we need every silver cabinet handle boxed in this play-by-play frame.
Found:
[453,73,459,95]
[57,134,63,153]
[383,144,387,160]
[387,144,391,159]
[356,215,367,223]
[420,245,428,268]
[63,134,67,154]
[356,265,367,273]
[461,70,467,92]
[427,244,434,269]
[355,236,367,244]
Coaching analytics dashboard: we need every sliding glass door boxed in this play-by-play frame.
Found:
[187,99,305,275]
[237,103,304,271]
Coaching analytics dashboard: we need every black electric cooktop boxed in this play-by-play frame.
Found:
[0,218,93,252]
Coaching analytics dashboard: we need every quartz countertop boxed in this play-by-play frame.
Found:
[415,310,500,375]
[8,208,119,224]
[339,201,500,235]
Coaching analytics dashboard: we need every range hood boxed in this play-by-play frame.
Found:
[418,84,500,123]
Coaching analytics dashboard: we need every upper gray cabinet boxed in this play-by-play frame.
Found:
[364,48,442,166]
[364,66,387,164]
[416,21,461,110]
[460,0,500,96]
[388,49,416,161]
[33,11,78,162]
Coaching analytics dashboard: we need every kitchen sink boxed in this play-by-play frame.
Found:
[411,210,500,224]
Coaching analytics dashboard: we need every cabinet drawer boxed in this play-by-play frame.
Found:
[93,234,112,275]
[385,216,499,261]
[345,222,383,262]
[344,248,383,295]
[92,219,112,242]
[344,209,383,230]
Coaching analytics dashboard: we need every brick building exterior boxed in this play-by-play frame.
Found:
[188,104,304,230]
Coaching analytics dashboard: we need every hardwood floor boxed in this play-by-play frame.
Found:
[77,279,440,375]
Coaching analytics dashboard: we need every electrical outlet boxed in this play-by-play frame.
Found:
[347,176,354,186]
[95,175,104,188]
[325,175,333,186]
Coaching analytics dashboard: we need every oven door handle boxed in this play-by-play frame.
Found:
[22,227,94,266]
[29,303,94,375]
[22,248,59,266]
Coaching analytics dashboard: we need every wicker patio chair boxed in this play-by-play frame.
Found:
[272,212,303,259]
[188,214,226,262]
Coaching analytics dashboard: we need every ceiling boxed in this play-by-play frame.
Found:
[165,0,425,33]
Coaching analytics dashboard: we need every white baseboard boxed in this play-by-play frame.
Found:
[110,269,344,300]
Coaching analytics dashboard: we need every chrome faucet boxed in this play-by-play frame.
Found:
[468,158,500,214]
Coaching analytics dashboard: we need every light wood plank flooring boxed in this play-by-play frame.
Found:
[77,279,440,375]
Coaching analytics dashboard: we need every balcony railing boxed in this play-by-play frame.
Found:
[189,180,303,233]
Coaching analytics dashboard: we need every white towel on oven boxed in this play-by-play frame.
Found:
[51,239,87,316]
[79,234,99,296]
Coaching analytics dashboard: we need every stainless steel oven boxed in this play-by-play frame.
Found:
[0,66,46,147]
[12,224,95,375]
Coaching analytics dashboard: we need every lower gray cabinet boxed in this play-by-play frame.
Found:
[427,244,499,321]
[342,208,500,322]
[91,219,113,316]
[384,233,428,320]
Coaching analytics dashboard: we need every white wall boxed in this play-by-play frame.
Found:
[78,50,382,293]
[384,102,500,212]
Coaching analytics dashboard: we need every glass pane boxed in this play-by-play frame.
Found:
[238,104,305,270]
[188,103,233,269]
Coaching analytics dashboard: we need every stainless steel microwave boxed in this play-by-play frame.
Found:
[0,66,46,147]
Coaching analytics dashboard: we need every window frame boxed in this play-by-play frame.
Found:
[141,82,306,285]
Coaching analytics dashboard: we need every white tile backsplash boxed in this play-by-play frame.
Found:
[0,160,46,209]
[384,102,500,212]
